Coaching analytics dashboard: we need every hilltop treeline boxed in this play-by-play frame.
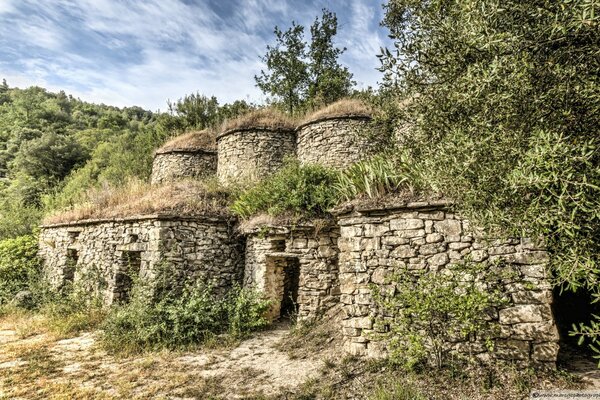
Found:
[0,83,252,238]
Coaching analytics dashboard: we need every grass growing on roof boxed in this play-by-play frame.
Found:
[301,98,372,125]
[43,178,232,224]
[156,129,217,152]
[220,108,296,133]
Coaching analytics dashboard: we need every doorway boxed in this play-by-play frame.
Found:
[115,251,142,303]
[264,256,300,321]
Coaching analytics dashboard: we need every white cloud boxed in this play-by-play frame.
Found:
[0,0,387,109]
[0,0,15,14]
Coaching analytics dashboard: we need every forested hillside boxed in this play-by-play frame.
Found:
[0,82,252,239]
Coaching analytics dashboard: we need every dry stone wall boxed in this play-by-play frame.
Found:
[336,202,559,366]
[296,116,374,169]
[217,128,295,185]
[243,225,340,321]
[151,150,217,184]
[39,215,244,304]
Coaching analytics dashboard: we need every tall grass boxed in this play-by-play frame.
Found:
[334,153,422,202]
[44,178,232,224]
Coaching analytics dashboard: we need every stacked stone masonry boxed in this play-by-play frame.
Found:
[296,116,374,169]
[151,150,217,184]
[336,202,558,366]
[217,128,295,185]
[243,225,340,321]
[39,215,243,304]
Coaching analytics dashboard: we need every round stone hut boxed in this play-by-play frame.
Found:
[296,99,374,169]
[151,129,217,184]
[217,109,296,185]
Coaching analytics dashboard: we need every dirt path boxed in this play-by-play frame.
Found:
[559,344,600,389]
[0,322,324,399]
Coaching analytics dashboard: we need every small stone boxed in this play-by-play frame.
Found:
[532,342,560,362]
[434,220,462,236]
[471,250,488,262]
[511,321,559,341]
[428,253,449,267]
[343,317,373,329]
[449,242,470,250]
[495,340,530,361]
[511,290,552,304]
[426,233,444,243]
[419,243,446,255]
[347,341,367,356]
[391,245,417,259]
[390,218,425,230]
[498,304,553,324]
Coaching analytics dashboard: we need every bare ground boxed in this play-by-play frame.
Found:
[0,312,594,400]
[0,319,325,400]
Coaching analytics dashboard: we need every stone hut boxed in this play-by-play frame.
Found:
[151,130,217,184]
[217,110,296,185]
[334,201,558,367]
[297,100,374,169]
[242,220,340,322]
[39,214,243,304]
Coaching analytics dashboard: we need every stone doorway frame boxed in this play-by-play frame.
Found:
[264,254,301,321]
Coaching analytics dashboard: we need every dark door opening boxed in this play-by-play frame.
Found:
[64,249,78,287]
[280,258,300,320]
[115,251,142,303]
[264,255,301,321]
[553,285,600,361]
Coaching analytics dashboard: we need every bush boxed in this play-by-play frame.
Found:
[372,263,508,370]
[379,0,600,347]
[101,279,271,354]
[0,235,41,306]
[231,160,339,218]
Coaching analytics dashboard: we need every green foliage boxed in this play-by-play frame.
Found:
[0,82,255,239]
[570,316,600,366]
[335,153,421,202]
[379,0,599,348]
[231,161,339,218]
[255,9,354,114]
[11,132,88,181]
[373,263,507,370]
[101,279,271,354]
[166,92,220,130]
[256,22,308,115]
[37,281,107,336]
[0,235,40,306]
[369,382,426,400]
[306,9,355,108]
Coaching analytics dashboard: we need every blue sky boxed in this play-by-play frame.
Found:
[0,0,389,111]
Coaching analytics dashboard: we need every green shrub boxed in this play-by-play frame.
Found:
[372,263,508,370]
[369,382,426,400]
[231,160,339,218]
[0,235,41,306]
[334,153,421,202]
[101,279,271,354]
[38,285,107,336]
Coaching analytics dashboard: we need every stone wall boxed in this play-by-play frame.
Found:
[296,116,373,169]
[336,202,558,366]
[243,224,340,321]
[151,149,217,184]
[217,128,296,185]
[39,215,244,304]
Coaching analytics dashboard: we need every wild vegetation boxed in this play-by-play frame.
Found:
[377,0,600,348]
[256,8,355,114]
[0,0,598,397]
